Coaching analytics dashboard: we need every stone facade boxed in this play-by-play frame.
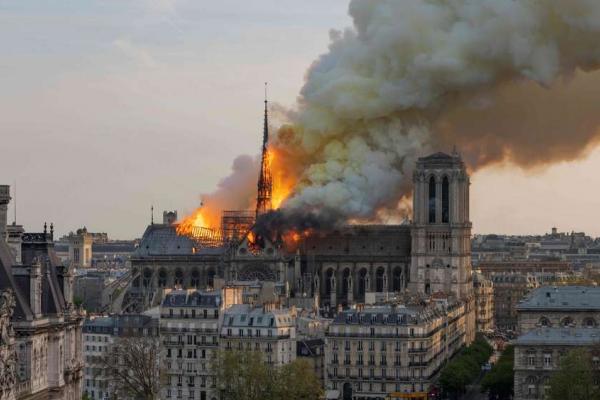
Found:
[325,299,469,399]
[82,314,159,400]
[513,328,600,400]
[473,271,494,332]
[489,274,538,332]
[66,228,93,268]
[0,290,18,400]
[219,303,296,367]
[410,153,473,300]
[0,185,84,400]
[513,286,600,400]
[517,286,600,334]
[160,290,221,400]
[124,152,474,320]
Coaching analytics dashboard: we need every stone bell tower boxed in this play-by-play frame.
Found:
[409,152,472,299]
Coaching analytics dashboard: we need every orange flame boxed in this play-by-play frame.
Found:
[176,207,220,236]
[270,148,296,209]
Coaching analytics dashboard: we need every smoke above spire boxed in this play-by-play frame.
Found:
[183,0,600,231]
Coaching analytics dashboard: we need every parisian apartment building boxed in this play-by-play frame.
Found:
[325,295,469,399]
[513,286,600,400]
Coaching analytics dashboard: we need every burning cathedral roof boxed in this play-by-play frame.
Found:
[135,223,225,257]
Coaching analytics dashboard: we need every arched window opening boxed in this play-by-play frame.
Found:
[392,267,402,291]
[142,268,152,288]
[561,317,574,327]
[325,269,334,294]
[191,270,200,288]
[158,269,167,288]
[376,268,385,292]
[342,269,350,295]
[442,176,449,223]
[358,269,368,296]
[428,176,436,223]
[207,268,216,289]
[584,317,597,328]
[174,269,183,287]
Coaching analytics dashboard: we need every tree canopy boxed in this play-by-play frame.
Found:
[214,350,322,400]
[480,345,514,400]
[548,348,600,400]
[439,335,493,399]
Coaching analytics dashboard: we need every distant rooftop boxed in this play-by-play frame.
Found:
[517,286,600,311]
[516,327,600,346]
[161,289,221,308]
[331,303,455,326]
[222,304,294,328]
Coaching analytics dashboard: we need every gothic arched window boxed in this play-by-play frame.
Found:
[392,267,402,291]
[358,268,368,297]
[325,269,335,294]
[428,176,436,223]
[442,176,449,223]
[158,269,167,288]
[376,267,385,292]
[207,268,216,289]
[174,269,183,287]
[191,270,200,288]
[342,269,350,295]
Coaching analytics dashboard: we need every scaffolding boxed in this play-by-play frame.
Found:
[221,210,255,244]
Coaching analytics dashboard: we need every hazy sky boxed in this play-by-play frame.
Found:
[1,0,600,239]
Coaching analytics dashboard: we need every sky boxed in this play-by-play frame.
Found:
[1,0,600,239]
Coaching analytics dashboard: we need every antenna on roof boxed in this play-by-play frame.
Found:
[151,205,154,225]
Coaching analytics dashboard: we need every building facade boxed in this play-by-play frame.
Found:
[513,286,600,400]
[517,286,600,334]
[82,314,159,400]
[123,152,474,320]
[513,328,600,400]
[473,271,494,332]
[160,289,221,400]
[219,304,296,367]
[0,185,84,400]
[325,299,469,399]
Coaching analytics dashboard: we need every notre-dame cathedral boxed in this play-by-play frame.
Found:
[123,150,475,321]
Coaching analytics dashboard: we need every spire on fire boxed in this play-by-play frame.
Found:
[255,83,273,219]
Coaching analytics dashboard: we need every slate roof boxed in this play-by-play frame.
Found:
[0,240,32,320]
[1,233,70,320]
[516,327,600,346]
[134,224,225,257]
[222,304,294,328]
[161,289,221,308]
[517,286,600,311]
[330,303,455,326]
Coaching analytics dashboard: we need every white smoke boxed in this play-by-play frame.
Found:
[276,0,600,222]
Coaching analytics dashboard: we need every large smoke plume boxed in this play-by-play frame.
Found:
[189,0,600,231]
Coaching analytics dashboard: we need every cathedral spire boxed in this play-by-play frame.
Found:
[256,83,273,219]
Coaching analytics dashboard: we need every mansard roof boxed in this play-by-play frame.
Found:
[516,327,600,346]
[517,286,600,311]
[222,304,294,328]
[161,289,221,308]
